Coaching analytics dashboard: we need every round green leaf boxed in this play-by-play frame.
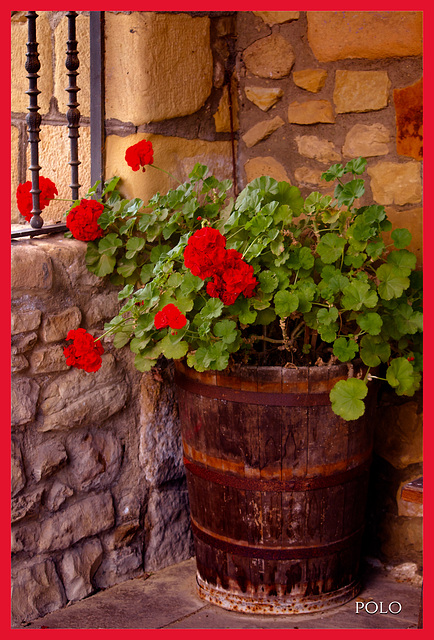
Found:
[274,290,299,317]
[330,378,368,421]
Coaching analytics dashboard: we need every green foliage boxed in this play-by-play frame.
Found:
[75,157,422,421]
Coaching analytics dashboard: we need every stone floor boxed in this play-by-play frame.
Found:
[19,557,422,630]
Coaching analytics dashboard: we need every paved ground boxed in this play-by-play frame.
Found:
[19,557,422,630]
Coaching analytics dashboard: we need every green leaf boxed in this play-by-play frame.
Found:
[321,163,345,182]
[387,249,417,276]
[360,334,391,367]
[386,357,421,396]
[180,271,204,295]
[376,264,410,300]
[343,157,367,175]
[201,298,224,320]
[274,290,299,317]
[98,233,123,256]
[125,236,146,257]
[317,234,346,264]
[333,336,359,362]
[92,253,117,277]
[258,270,278,293]
[317,307,339,325]
[330,378,368,420]
[357,312,383,335]
[341,282,378,310]
[102,176,121,196]
[335,179,365,207]
[159,335,189,359]
[214,319,238,344]
[118,284,134,300]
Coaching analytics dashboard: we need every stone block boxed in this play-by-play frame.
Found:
[39,236,103,289]
[293,69,327,93]
[59,539,103,602]
[307,11,422,62]
[11,332,38,355]
[213,81,239,133]
[11,310,42,335]
[243,34,295,79]
[253,12,300,25]
[93,543,143,589]
[12,492,115,554]
[11,355,29,374]
[11,12,52,114]
[31,440,68,482]
[244,86,284,112]
[39,354,128,431]
[11,243,53,291]
[11,487,45,524]
[54,13,90,118]
[83,291,120,327]
[242,116,285,148]
[105,12,213,124]
[367,161,422,206]
[105,134,233,205]
[11,439,26,497]
[244,157,290,184]
[144,488,194,572]
[45,480,74,512]
[64,430,122,492]
[288,100,335,124]
[342,123,391,158]
[394,78,423,161]
[25,124,91,222]
[11,559,66,626]
[378,513,423,566]
[374,399,422,470]
[334,70,390,114]
[11,378,40,427]
[41,306,82,342]
[294,166,335,195]
[30,345,70,374]
[295,135,341,164]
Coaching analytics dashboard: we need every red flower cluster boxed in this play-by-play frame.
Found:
[154,304,187,330]
[16,176,58,222]
[125,140,154,172]
[63,328,104,372]
[184,228,257,306]
[66,199,105,242]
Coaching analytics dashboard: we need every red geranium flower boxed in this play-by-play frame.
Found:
[184,227,227,280]
[66,199,105,242]
[154,304,187,330]
[125,139,154,172]
[63,328,104,373]
[16,176,58,222]
[206,249,257,306]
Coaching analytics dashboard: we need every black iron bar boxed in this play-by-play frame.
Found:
[90,11,105,198]
[65,11,81,201]
[25,11,43,229]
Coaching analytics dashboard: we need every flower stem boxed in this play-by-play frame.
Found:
[152,164,182,185]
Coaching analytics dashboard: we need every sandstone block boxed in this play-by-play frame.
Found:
[144,488,194,572]
[31,440,68,482]
[293,69,327,93]
[105,134,233,205]
[242,116,285,148]
[295,135,341,164]
[41,306,82,342]
[54,13,90,118]
[83,291,121,327]
[342,123,391,158]
[244,86,284,111]
[45,481,74,512]
[244,157,290,184]
[93,543,143,589]
[11,332,38,355]
[59,539,103,602]
[105,12,213,124]
[11,487,45,524]
[307,11,422,62]
[30,345,70,374]
[288,100,335,124]
[11,12,52,114]
[333,70,390,114]
[378,513,423,566]
[374,399,422,469]
[294,166,334,194]
[368,161,422,206]
[39,236,102,289]
[39,354,128,431]
[394,78,423,161]
[11,439,26,497]
[11,310,42,335]
[11,244,53,291]
[11,355,29,374]
[11,378,40,427]
[13,492,114,554]
[253,11,300,25]
[64,430,122,492]
[213,82,239,133]
[243,34,295,79]
[11,559,66,626]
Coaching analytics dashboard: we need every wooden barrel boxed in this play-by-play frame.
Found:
[174,361,376,615]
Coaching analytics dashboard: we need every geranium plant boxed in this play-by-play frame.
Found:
[20,141,421,420]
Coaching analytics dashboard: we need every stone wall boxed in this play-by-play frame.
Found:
[11,10,423,626]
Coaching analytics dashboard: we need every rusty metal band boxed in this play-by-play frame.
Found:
[191,518,364,560]
[183,456,371,493]
[175,372,330,407]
